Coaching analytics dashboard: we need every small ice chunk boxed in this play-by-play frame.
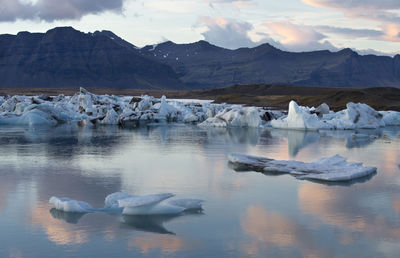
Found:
[104,192,135,208]
[167,199,203,210]
[200,106,261,127]
[118,193,175,208]
[49,196,94,213]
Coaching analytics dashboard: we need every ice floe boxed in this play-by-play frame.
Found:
[49,192,203,215]
[228,153,377,182]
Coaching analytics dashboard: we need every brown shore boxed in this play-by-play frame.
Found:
[1,84,400,111]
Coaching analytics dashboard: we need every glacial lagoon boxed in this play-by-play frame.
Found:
[0,124,399,257]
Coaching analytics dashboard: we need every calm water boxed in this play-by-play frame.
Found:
[0,124,399,257]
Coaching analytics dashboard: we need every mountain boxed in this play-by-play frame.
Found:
[0,27,185,89]
[140,41,400,88]
[0,27,399,89]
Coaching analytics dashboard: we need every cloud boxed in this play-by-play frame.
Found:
[206,0,253,9]
[381,23,400,42]
[302,0,400,43]
[302,0,400,22]
[315,25,384,39]
[265,21,338,52]
[0,0,125,22]
[198,16,257,49]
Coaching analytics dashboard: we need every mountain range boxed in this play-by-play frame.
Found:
[0,27,399,89]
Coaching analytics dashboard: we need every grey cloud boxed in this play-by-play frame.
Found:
[316,25,384,39]
[199,16,258,49]
[0,0,124,22]
[303,0,400,23]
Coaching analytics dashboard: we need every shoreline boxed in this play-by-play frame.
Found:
[1,84,400,111]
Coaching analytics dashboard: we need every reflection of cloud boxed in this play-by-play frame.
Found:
[241,206,322,257]
[392,199,400,213]
[129,235,187,254]
[298,183,400,238]
[31,203,89,245]
[242,206,296,246]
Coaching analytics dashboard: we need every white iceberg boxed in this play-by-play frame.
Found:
[118,193,204,215]
[380,111,400,126]
[270,101,331,130]
[49,196,95,213]
[199,106,261,127]
[228,153,376,182]
[49,192,203,215]
[271,100,398,130]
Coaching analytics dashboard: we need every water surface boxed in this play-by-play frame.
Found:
[0,124,399,257]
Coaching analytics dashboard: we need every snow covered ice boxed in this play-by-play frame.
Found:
[228,153,377,182]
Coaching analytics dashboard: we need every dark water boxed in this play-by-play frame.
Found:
[0,124,399,257]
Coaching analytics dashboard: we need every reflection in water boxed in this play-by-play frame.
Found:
[32,203,90,246]
[270,129,320,157]
[129,235,188,254]
[298,183,400,240]
[50,208,87,224]
[0,124,399,257]
[122,214,177,235]
[241,206,322,257]
[122,210,203,235]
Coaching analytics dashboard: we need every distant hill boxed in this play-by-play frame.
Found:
[0,27,399,89]
[140,41,400,88]
[0,27,185,89]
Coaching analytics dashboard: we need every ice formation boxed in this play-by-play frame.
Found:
[49,197,95,213]
[271,101,400,130]
[49,192,203,215]
[0,88,399,129]
[228,153,377,182]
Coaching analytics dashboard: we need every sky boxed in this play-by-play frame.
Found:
[0,0,399,55]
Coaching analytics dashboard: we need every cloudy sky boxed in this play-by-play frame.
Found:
[0,0,399,55]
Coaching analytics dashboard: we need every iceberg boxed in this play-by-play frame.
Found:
[228,153,376,182]
[49,192,203,215]
[1,88,399,129]
[199,106,261,127]
[49,196,95,213]
[270,101,332,130]
[271,100,398,130]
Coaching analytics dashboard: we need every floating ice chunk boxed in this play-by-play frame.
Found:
[101,108,119,125]
[50,192,203,216]
[49,196,94,213]
[271,101,332,130]
[104,192,135,208]
[380,111,400,126]
[118,193,204,215]
[118,193,174,208]
[167,199,204,210]
[329,102,385,129]
[228,153,376,182]
[315,103,330,117]
[200,106,261,127]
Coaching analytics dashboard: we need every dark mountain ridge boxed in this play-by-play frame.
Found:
[140,40,400,88]
[0,27,399,89]
[0,27,185,89]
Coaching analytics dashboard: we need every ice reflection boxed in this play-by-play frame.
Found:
[122,211,203,235]
[269,129,320,157]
